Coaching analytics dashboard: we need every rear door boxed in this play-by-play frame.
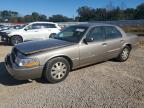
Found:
[103,26,124,59]
[42,23,60,38]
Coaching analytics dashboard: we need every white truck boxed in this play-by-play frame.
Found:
[1,22,61,45]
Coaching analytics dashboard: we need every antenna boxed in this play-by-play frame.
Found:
[120,0,127,10]
[107,0,114,11]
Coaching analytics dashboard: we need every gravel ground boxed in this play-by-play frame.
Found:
[0,38,144,108]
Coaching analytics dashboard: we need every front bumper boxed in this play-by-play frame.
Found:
[0,32,9,43]
[5,54,43,80]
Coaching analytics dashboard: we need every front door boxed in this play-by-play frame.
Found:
[23,23,44,41]
[79,26,107,66]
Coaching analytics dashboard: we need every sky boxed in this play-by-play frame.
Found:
[0,0,143,17]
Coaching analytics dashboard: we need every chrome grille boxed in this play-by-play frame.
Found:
[11,48,18,63]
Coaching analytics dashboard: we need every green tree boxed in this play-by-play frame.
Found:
[49,14,73,22]
[1,10,10,21]
[0,10,19,22]
[124,8,136,20]
[135,3,144,19]
[77,6,95,21]
[17,17,25,23]
[10,17,18,23]
[32,12,40,21]
[39,15,47,21]
[95,8,107,21]
[24,15,33,22]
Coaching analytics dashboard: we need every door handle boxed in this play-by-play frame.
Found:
[102,43,107,46]
[120,40,124,43]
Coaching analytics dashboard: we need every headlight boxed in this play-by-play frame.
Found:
[15,57,40,68]
[3,31,11,35]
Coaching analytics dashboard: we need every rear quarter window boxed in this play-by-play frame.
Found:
[43,24,56,28]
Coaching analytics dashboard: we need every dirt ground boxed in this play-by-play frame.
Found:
[0,38,144,108]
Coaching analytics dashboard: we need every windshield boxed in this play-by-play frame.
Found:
[54,26,88,43]
[13,25,26,29]
[5,25,27,30]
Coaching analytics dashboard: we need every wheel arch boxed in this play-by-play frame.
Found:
[42,55,73,78]
[126,44,132,50]
[45,55,73,70]
[122,42,132,50]
[11,35,23,42]
[123,43,132,50]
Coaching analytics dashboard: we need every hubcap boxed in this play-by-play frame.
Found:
[122,48,129,60]
[12,37,21,45]
[51,62,67,80]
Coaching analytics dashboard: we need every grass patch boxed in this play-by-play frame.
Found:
[139,41,144,47]
[121,25,144,36]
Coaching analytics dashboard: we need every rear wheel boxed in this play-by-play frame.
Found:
[10,35,23,45]
[49,33,56,38]
[44,57,70,83]
[116,46,131,62]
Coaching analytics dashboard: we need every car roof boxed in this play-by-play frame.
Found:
[31,22,56,24]
[73,23,116,28]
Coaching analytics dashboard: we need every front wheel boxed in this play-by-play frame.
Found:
[44,57,70,83]
[49,33,56,38]
[10,35,23,46]
[116,46,131,62]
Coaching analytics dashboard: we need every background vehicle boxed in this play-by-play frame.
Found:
[5,24,138,83]
[0,25,11,31]
[3,22,61,45]
[0,25,25,42]
[0,24,4,29]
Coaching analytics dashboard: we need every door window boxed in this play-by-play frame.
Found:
[27,24,43,30]
[104,26,122,40]
[87,27,104,42]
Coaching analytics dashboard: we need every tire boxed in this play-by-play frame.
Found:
[116,46,131,62]
[44,57,70,83]
[49,33,56,38]
[10,35,23,46]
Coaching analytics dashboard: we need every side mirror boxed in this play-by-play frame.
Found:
[24,28,28,31]
[83,37,94,44]
[49,33,57,38]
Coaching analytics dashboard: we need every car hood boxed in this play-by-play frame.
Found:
[15,39,75,55]
[2,29,16,33]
